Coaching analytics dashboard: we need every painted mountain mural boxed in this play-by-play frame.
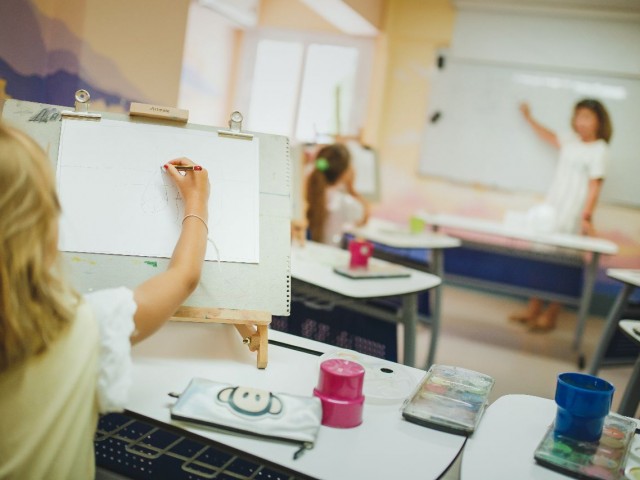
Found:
[0,0,149,107]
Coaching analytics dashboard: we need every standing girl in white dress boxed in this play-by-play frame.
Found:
[511,99,613,331]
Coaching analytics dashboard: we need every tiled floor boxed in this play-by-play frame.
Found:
[403,284,636,412]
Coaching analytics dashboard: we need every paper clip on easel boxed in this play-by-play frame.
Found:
[218,111,253,140]
[61,89,102,120]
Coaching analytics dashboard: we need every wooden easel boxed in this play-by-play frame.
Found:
[2,98,290,372]
[170,307,271,369]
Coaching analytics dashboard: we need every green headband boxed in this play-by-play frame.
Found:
[315,157,329,172]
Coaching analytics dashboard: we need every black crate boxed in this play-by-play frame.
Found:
[95,413,302,480]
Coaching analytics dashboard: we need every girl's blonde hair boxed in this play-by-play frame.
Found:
[0,122,79,372]
[305,144,351,242]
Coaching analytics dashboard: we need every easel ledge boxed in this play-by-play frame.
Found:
[171,307,271,369]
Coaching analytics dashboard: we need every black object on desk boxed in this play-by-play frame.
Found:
[272,297,398,363]
[95,413,307,480]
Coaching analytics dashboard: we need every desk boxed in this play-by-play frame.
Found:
[291,241,441,368]
[618,319,640,417]
[127,323,465,480]
[461,394,640,479]
[347,218,461,368]
[590,270,640,376]
[418,213,619,361]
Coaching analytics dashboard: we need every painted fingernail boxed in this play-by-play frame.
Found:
[163,164,169,170]
[194,165,203,171]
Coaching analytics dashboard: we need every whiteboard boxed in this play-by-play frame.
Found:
[419,58,640,207]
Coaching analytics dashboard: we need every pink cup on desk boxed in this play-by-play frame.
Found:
[349,238,373,269]
[313,359,365,428]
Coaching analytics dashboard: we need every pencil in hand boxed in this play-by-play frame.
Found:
[174,165,203,171]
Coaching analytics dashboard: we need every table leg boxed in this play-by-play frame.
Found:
[401,293,418,367]
[573,252,600,352]
[618,355,640,417]
[425,249,443,369]
[588,284,633,375]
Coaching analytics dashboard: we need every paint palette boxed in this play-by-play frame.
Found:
[401,364,495,436]
[534,413,637,480]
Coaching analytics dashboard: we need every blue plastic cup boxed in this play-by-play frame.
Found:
[554,372,615,442]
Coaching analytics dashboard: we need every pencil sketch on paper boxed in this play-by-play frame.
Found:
[56,118,260,263]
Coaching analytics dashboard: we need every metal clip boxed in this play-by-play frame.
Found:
[218,111,253,140]
[61,89,102,120]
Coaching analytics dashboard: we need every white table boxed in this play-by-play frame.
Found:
[126,322,465,480]
[291,241,441,368]
[347,218,461,368]
[590,270,640,377]
[461,394,640,480]
[418,212,619,361]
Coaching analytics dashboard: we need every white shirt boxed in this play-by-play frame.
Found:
[321,187,365,246]
[545,133,609,234]
[86,286,137,412]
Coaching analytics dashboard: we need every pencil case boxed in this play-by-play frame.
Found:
[401,364,495,436]
[170,378,322,459]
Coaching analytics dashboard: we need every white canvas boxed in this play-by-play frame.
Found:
[57,119,260,263]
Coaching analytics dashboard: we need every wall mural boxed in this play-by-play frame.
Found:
[0,0,148,108]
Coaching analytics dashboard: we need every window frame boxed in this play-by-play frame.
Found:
[235,28,374,141]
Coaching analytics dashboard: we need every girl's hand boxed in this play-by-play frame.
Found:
[291,219,307,246]
[519,102,531,120]
[581,219,595,236]
[164,158,210,218]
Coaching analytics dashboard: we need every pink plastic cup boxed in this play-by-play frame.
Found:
[313,359,365,428]
[349,239,373,269]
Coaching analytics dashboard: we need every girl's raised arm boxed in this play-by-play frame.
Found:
[131,157,209,344]
[520,103,560,149]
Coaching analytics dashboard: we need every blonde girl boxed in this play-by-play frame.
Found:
[0,123,209,478]
[305,144,369,246]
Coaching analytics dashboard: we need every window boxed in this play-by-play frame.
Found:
[178,2,237,126]
[237,30,373,142]
[247,39,304,137]
[295,43,359,141]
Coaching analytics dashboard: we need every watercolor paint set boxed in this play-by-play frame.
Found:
[401,364,495,436]
[534,413,637,480]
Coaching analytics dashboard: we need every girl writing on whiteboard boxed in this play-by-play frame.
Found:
[306,143,370,246]
[0,123,209,478]
[511,99,613,331]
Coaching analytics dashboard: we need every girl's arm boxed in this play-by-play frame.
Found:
[581,178,604,236]
[131,158,210,344]
[344,168,370,227]
[354,195,370,227]
[520,103,560,149]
